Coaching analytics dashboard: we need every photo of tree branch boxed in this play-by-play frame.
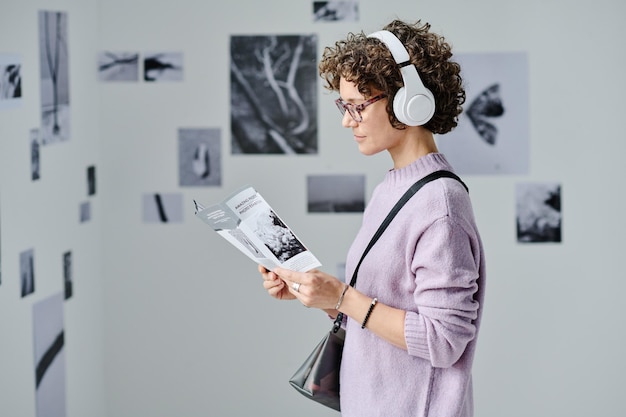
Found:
[230,34,318,154]
[98,52,139,81]
[38,10,71,145]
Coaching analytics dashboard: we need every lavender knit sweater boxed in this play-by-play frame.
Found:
[339,153,485,417]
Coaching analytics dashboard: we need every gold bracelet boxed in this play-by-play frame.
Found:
[335,283,350,310]
[361,298,378,329]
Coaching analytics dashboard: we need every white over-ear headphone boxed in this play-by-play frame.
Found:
[368,30,435,126]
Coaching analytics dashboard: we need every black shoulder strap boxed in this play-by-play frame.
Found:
[333,170,467,332]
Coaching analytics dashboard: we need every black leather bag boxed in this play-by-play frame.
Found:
[289,326,345,412]
[288,170,467,412]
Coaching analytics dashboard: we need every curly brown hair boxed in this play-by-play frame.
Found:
[318,19,465,134]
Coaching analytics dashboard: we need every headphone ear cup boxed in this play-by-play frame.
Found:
[393,85,435,126]
[393,87,410,125]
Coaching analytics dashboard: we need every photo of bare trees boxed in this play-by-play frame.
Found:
[38,10,70,145]
[230,34,318,154]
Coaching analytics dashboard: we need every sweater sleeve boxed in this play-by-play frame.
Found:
[404,216,481,368]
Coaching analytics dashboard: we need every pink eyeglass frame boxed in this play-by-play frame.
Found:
[334,94,387,122]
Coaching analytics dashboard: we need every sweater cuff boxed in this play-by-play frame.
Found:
[404,311,431,360]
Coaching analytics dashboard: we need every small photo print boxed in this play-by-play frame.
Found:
[0,53,22,109]
[79,201,91,223]
[63,251,72,300]
[516,182,562,243]
[143,52,183,82]
[178,128,222,187]
[307,174,365,213]
[87,165,96,196]
[98,52,139,81]
[142,193,184,223]
[313,1,359,22]
[20,248,35,298]
[33,292,66,417]
[31,129,41,181]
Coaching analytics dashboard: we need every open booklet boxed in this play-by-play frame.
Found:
[194,186,321,272]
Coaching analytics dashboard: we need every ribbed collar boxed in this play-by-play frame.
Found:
[383,153,453,188]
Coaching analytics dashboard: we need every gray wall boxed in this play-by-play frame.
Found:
[1,0,625,416]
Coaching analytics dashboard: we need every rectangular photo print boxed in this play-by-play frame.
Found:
[307,174,365,213]
[178,128,222,187]
[516,182,562,243]
[38,10,71,145]
[142,192,184,223]
[230,34,318,154]
[143,52,183,82]
[20,248,35,298]
[98,51,139,82]
[313,1,359,22]
[33,292,66,417]
[436,52,529,175]
[0,53,22,109]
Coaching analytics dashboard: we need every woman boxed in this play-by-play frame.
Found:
[259,19,486,417]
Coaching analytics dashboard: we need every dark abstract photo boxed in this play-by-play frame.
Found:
[230,34,318,154]
[143,52,183,82]
[87,165,96,196]
[20,248,35,298]
[63,251,72,300]
[31,129,41,181]
[516,182,562,243]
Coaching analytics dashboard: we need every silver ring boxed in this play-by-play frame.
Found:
[292,282,301,292]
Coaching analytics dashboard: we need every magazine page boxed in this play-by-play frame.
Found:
[194,186,321,272]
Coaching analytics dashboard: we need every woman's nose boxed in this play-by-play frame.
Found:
[341,111,357,128]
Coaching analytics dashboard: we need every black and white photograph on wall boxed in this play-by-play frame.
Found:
[142,193,184,223]
[253,207,307,263]
[307,174,366,213]
[20,248,35,298]
[38,10,71,145]
[313,1,359,22]
[33,292,66,417]
[63,251,72,300]
[98,51,139,82]
[516,182,562,243]
[30,129,41,181]
[178,128,222,187]
[0,53,22,109]
[143,52,183,82]
[79,201,91,223]
[87,165,96,196]
[436,52,529,175]
[230,34,318,154]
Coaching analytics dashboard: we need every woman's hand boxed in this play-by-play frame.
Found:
[270,267,345,310]
[258,264,296,301]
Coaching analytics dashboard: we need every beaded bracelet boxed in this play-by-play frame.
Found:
[361,297,378,329]
[335,283,350,310]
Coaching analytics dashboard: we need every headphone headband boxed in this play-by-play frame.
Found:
[367,30,435,126]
